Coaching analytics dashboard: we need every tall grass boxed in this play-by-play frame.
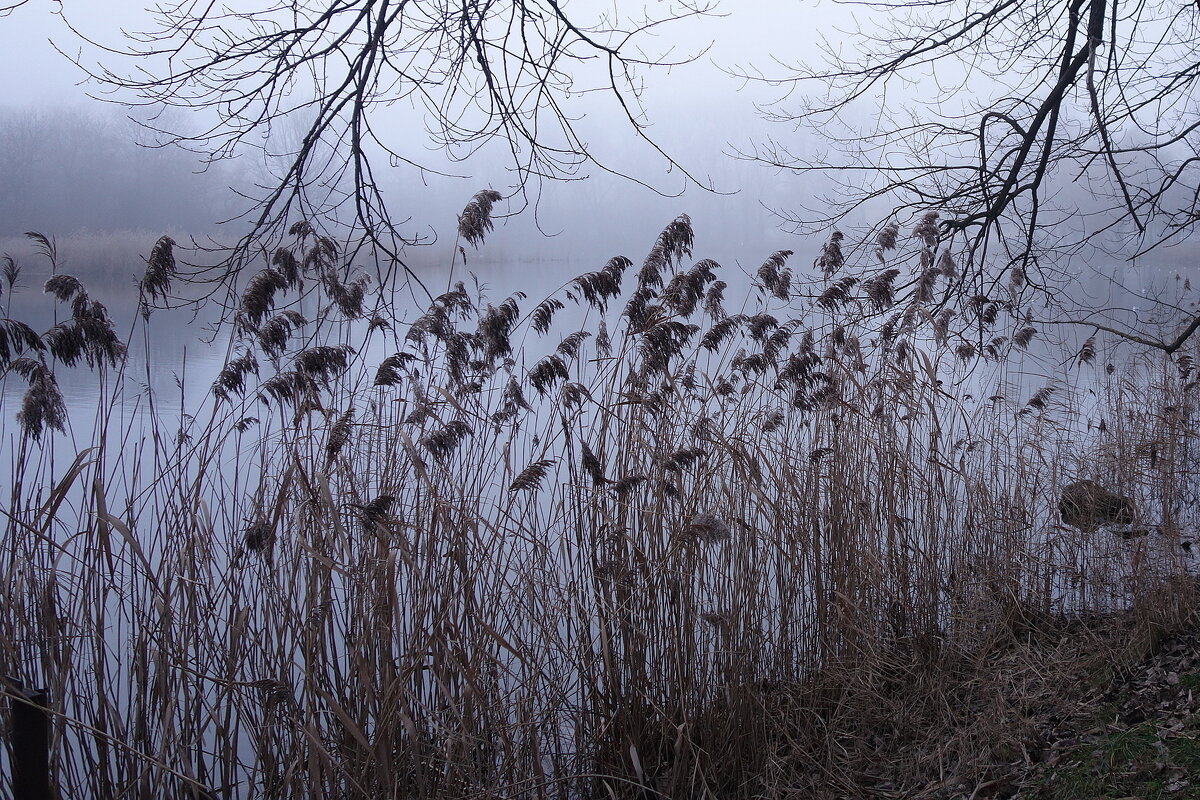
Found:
[2,215,1198,798]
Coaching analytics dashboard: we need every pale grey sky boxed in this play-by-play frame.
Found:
[0,1,826,113]
[0,1,855,271]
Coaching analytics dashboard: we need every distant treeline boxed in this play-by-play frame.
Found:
[0,105,238,235]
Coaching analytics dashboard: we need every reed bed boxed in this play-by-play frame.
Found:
[2,216,1198,798]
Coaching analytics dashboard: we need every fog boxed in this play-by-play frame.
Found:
[0,105,242,236]
[1,1,1196,364]
[0,2,850,282]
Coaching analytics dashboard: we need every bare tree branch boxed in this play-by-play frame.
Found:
[60,0,716,294]
[735,0,1200,353]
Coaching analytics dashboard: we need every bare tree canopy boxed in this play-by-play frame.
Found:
[736,0,1200,351]
[71,0,713,266]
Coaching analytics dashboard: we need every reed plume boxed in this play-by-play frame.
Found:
[817,230,844,274]
[509,459,556,492]
[212,351,260,401]
[142,235,178,301]
[12,357,67,438]
[638,214,694,288]
[458,189,503,247]
[239,268,289,330]
[757,250,793,299]
[0,318,43,367]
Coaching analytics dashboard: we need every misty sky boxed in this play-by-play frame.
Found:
[2,1,827,106]
[0,1,858,278]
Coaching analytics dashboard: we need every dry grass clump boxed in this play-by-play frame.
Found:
[1059,479,1136,532]
[2,212,1199,798]
[753,598,1200,799]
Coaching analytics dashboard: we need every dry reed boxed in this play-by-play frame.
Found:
[2,215,1198,799]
